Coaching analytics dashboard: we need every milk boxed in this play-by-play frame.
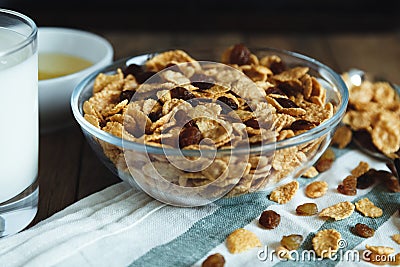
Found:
[0,28,38,203]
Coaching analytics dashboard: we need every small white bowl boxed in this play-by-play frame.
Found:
[38,27,113,132]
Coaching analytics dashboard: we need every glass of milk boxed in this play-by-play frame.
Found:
[0,9,38,237]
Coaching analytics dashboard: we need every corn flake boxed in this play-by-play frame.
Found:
[312,229,341,258]
[226,228,262,254]
[355,198,383,218]
[319,201,355,220]
[270,180,299,204]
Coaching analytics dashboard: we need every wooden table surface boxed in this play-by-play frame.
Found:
[32,31,400,226]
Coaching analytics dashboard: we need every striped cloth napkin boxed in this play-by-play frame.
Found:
[0,146,399,267]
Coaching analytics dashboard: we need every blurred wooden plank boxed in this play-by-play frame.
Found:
[33,125,83,224]
[326,33,400,84]
[172,33,244,60]
[102,32,175,60]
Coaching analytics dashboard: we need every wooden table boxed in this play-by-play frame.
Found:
[33,31,400,225]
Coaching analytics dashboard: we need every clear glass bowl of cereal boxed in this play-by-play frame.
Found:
[71,45,348,206]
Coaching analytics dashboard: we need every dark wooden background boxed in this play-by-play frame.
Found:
[1,1,398,225]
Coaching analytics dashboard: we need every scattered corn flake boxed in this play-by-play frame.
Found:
[226,228,262,254]
[312,229,341,258]
[351,161,370,178]
[270,181,299,204]
[305,181,328,198]
[391,234,400,245]
[331,125,352,149]
[315,148,336,172]
[301,166,319,178]
[319,201,355,221]
[366,244,395,255]
[371,117,400,155]
[355,198,383,218]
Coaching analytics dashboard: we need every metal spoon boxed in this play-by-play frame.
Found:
[346,69,400,179]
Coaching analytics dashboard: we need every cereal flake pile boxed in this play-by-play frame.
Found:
[83,44,335,196]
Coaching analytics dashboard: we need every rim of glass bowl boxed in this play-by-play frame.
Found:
[0,8,37,57]
[71,47,349,157]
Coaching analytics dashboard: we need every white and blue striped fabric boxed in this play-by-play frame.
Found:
[0,147,399,267]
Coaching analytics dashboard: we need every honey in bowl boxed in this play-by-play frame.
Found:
[38,53,93,80]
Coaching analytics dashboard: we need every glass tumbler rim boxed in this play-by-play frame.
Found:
[0,8,37,58]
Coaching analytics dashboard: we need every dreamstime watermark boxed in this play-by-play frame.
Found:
[257,239,397,263]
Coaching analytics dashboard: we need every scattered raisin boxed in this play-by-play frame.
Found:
[217,96,239,111]
[353,223,375,238]
[170,87,195,101]
[337,184,356,196]
[259,210,281,229]
[244,118,260,129]
[338,175,357,196]
[179,126,202,148]
[202,253,225,267]
[296,203,318,216]
[265,87,286,96]
[315,148,335,172]
[280,234,303,250]
[119,90,135,102]
[356,169,377,189]
[229,44,251,65]
[290,120,315,131]
[274,97,299,108]
[383,174,400,193]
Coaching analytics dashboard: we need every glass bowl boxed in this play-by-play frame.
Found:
[71,48,348,206]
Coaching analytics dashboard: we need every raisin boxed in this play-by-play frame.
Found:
[191,73,215,90]
[315,148,335,172]
[290,120,315,131]
[148,109,163,122]
[202,253,225,267]
[179,126,202,148]
[274,97,299,108]
[337,175,357,196]
[280,234,303,250]
[266,87,286,96]
[296,203,318,216]
[369,170,400,192]
[184,120,197,128]
[244,118,260,129]
[217,96,238,111]
[278,82,302,96]
[353,223,375,238]
[356,169,377,189]
[119,90,135,102]
[229,44,251,65]
[270,60,286,74]
[123,64,143,77]
[170,87,196,101]
[337,184,357,196]
[259,210,281,229]
[135,71,158,84]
